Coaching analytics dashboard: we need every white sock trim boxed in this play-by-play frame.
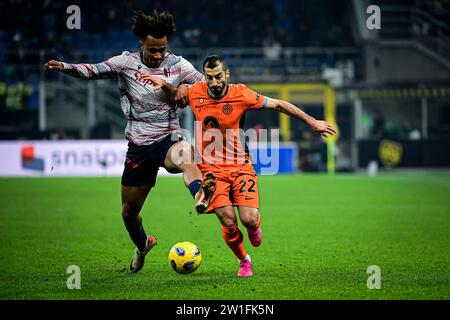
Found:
[239,254,251,263]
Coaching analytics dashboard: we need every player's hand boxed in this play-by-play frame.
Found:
[308,119,337,138]
[139,72,167,90]
[44,60,64,71]
[175,85,189,109]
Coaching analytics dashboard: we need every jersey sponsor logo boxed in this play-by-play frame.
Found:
[203,116,219,129]
[222,104,233,115]
[256,94,261,101]
[134,71,154,86]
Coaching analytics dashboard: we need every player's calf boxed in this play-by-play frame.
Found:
[239,208,262,247]
[247,214,262,247]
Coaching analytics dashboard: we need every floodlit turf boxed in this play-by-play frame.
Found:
[0,171,449,300]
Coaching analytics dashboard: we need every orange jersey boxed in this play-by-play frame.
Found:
[188,83,267,174]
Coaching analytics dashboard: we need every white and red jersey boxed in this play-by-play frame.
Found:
[61,51,204,145]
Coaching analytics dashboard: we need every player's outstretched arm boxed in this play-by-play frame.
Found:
[43,56,123,80]
[265,97,337,138]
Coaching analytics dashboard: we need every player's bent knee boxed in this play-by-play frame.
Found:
[216,211,237,227]
[168,141,194,169]
[178,140,194,154]
[240,208,260,229]
[221,216,238,228]
[241,217,258,229]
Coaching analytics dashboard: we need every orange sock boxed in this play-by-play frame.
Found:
[221,223,247,261]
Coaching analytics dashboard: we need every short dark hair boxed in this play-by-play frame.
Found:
[203,55,229,72]
[132,10,176,39]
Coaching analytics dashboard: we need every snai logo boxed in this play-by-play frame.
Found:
[21,145,44,171]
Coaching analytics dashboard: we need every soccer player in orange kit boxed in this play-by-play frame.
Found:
[140,55,336,277]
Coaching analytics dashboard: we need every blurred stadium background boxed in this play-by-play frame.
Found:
[1,0,449,174]
[1,0,450,301]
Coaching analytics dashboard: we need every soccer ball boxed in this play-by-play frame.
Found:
[168,241,202,274]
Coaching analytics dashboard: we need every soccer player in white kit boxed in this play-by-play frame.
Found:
[44,10,216,273]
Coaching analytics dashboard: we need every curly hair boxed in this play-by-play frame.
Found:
[132,10,176,39]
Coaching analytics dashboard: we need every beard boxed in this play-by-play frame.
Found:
[209,82,227,97]
[210,86,223,96]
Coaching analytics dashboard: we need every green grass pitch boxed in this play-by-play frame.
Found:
[0,172,449,300]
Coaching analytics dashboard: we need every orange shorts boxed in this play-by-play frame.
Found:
[203,168,259,213]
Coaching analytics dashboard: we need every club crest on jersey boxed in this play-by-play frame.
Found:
[163,68,171,77]
[222,104,233,115]
[199,98,204,104]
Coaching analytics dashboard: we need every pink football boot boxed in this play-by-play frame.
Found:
[237,257,253,277]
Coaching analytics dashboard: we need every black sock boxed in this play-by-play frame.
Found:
[188,179,202,198]
[129,227,147,251]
